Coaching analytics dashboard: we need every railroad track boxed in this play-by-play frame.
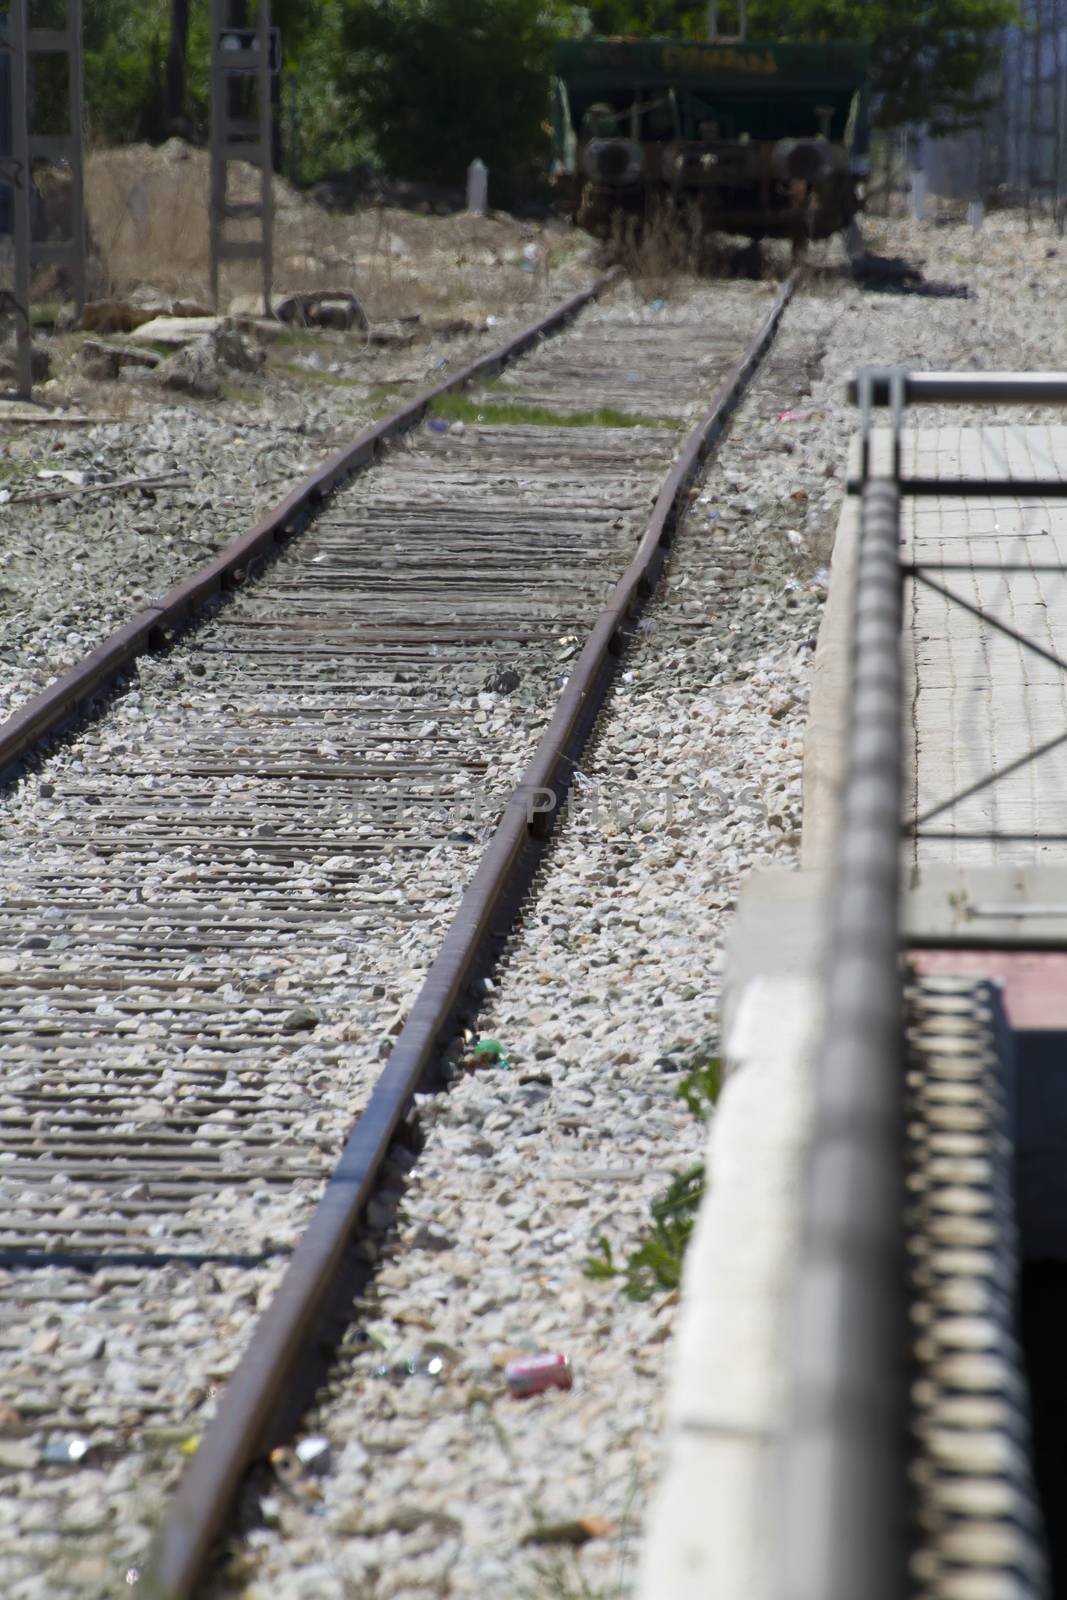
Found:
[0,272,796,1598]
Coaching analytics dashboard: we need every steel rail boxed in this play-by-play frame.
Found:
[142,272,798,1600]
[0,270,620,781]
[778,373,907,1600]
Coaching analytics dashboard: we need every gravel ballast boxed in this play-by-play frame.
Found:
[2,211,1067,1597]
[206,213,1067,1599]
[0,281,775,1598]
[0,285,598,725]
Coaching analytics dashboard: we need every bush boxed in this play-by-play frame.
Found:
[341,0,569,204]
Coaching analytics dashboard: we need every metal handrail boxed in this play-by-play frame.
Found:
[779,365,1067,1597]
[778,371,907,1600]
[846,369,1067,405]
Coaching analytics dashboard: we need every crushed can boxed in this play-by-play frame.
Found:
[505,1351,572,1398]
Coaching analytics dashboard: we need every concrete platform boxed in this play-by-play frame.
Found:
[639,423,1067,1597]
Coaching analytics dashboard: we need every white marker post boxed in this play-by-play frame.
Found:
[466,158,488,216]
[909,170,927,222]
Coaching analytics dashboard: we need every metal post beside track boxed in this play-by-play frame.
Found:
[210,0,274,316]
[27,0,86,320]
[0,0,85,398]
[1,0,33,398]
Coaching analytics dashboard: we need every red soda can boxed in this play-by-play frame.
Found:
[505,1351,572,1398]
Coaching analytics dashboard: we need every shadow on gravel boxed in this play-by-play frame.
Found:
[816,254,973,299]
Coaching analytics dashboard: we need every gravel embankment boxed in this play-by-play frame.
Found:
[216,303,829,1600]
[0,261,596,724]
[215,211,1067,1599]
[0,282,777,1599]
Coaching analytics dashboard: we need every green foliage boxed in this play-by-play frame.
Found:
[584,1054,719,1301]
[518,1550,620,1600]
[340,0,573,203]
[81,0,170,144]
[580,0,1017,133]
[276,0,376,180]
[65,0,1015,185]
[676,1053,721,1117]
[746,0,1017,133]
[586,1165,706,1300]
[429,392,675,428]
[582,1,707,32]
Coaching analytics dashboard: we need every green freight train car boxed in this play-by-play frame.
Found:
[552,37,870,244]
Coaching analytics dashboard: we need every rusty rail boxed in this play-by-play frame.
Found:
[142,270,798,1598]
[0,271,620,779]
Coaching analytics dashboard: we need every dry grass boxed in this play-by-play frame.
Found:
[85,140,334,305]
[600,202,703,302]
[80,140,598,325]
[87,144,216,300]
[597,199,795,300]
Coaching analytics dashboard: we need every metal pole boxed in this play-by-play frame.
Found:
[66,0,86,317]
[5,0,33,397]
[208,0,224,310]
[209,0,273,315]
[20,0,87,324]
[256,0,272,316]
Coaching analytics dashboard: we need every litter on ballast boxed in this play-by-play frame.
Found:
[473,1038,510,1069]
[522,1514,614,1547]
[42,1435,91,1465]
[294,1436,332,1475]
[505,1351,572,1398]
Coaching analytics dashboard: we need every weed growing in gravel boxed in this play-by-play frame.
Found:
[585,1057,720,1301]
[272,361,357,388]
[271,326,348,352]
[219,380,263,406]
[675,1054,721,1117]
[135,340,182,359]
[428,393,675,430]
[518,1552,619,1600]
[517,1467,643,1599]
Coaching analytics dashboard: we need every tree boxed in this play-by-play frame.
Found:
[341,0,572,202]
[269,0,375,181]
[746,0,1017,133]
[82,0,170,143]
[579,0,1018,133]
